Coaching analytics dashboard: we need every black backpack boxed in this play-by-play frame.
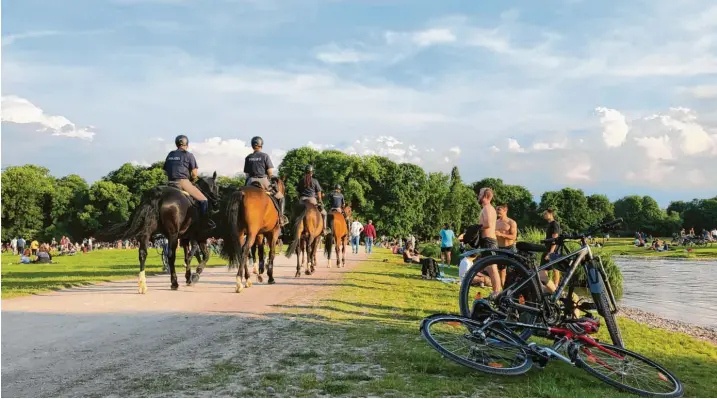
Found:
[421,257,439,279]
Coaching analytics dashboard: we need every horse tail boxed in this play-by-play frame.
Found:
[285,207,307,258]
[95,187,161,242]
[325,217,334,258]
[221,190,244,266]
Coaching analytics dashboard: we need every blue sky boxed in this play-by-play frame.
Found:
[2,0,716,206]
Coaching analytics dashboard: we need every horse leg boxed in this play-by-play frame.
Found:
[303,236,311,276]
[183,240,193,285]
[138,236,149,294]
[249,242,256,273]
[335,235,341,268]
[267,231,277,284]
[168,234,180,290]
[256,241,266,283]
[311,237,319,274]
[192,240,208,284]
[342,236,347,267]
[236,232,257,293]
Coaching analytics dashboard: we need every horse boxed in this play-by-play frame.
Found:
[285,202,324,277]
[325,205,352,268]
[222,178,285,293]
[96,173,220,293]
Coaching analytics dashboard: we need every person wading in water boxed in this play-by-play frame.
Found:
[164,135,215,232]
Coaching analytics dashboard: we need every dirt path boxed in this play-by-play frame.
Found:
[2,252,363,397]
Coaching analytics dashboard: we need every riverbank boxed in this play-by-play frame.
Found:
[599,238,717,259]
[621,306,717,346]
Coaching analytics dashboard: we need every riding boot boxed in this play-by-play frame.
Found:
[198,200,216,231]
[323,211,329,235]
[278,197,288,226]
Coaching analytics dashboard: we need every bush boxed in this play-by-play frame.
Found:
[519,227,623,299]
[419,242,461,265]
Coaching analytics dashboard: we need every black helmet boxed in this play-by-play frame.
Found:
[175,135,188,147]
[250,136,263,148]
[334,184,342,190]
[305,165,314,173]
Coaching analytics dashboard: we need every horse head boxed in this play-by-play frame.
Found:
[197,171,221,209]
[272,175,286,196]
[343,205,352,220]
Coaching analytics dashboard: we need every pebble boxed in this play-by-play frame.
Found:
[621,306,717,346]
[266,386,275,395]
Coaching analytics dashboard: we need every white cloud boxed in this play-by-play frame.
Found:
[532,140,567,150]
[507,138,525,153]
[656,108,713,155]
[448,146,461,155]
[595,106,628,148]
[682,85,717,99]
[411,28,456,46]
[315,45,376,64]
[565,158,591,181]
[130,160,151,167]
[490,146,500,153]
[1,95,95,140]
[634,135,673,160]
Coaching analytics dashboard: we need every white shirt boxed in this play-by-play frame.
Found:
[712,229,717,237]
[350,221,364,237]
[459,257,475,280]
[11,239,17,248]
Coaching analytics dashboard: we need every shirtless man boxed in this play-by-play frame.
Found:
[496,204,517,286]
[477,187,502,295]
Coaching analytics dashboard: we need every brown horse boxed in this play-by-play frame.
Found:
[223,178,285,293]
[325,205,352,268]
[285,202,324,277]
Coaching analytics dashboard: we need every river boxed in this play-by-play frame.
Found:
[615,256,717,329]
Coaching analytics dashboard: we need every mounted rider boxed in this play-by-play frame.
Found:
[243,136,289,227]
[163,135,215,231]
[297,165,328,234]
[327,184,350,232]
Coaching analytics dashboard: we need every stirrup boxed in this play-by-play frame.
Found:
[280,215,289,226]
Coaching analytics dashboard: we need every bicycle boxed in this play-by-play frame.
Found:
[420,313,683,397]
[153,236,169,273]
[459,219,624,347]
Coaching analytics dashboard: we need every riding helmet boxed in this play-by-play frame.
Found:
[175,135,189,147]
[334,184,342,190]
[251,136,264,148]
[305,165,315,173]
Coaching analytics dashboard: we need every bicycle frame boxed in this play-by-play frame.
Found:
[464,236,619,318]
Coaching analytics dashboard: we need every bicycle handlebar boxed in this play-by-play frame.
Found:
[543,218,623,245]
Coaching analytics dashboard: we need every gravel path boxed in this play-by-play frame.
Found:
[621,306,717,346]
[1,253,361,397]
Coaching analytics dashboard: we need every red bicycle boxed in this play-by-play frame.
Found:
[420,311,683,397]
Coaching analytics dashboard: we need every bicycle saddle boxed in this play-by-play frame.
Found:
[516,242,546,253]
[562,317,600,335]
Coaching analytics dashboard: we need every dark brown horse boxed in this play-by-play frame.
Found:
[325,205,351,268]
[97,173,220,293]
[285,202,324,277]
[223,178,285,293]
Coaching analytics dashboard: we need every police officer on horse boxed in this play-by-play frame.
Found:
[163,135,215,231]
[243,136,288,226]
[297,165,328,234]
[327,184,350,232]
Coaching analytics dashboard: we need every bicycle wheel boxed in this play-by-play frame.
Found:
[420,314,532,376]
[459,255,541,340]
[571,341,683,397]
[590,271,624,347]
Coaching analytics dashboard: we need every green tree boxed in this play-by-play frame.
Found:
[278,147,321,206]
[1,165,55,241]
[46,174,90,241]
[472,178,536,228]
[586,194,615,225]
[538,188,591,233]
[79,181,132,232]
[418,172,450,239]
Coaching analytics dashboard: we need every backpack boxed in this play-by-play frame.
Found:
[421,257,439,280]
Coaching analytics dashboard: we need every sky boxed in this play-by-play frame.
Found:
[2,0,716,207]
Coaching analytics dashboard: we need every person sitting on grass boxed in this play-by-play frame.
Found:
[34,244,53,264]
[20,249,32,264]
[402,244,421,264]
[458,253,491,287]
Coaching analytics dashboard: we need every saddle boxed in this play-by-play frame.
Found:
[165,182,196,205]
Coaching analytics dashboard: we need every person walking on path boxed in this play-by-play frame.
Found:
[350,219,364,254]
[439,223,455,266]
[363,220,376,254]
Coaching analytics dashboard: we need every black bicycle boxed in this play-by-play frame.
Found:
[153,236,169,273]
[459,219,624,347]
[420,313,683,397]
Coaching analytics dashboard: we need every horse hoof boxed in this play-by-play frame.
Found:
[235,285,243,293]
[191,273,200,284]
[171,285,179,291]
[268,279,276,285]
[246,280,253,288]
[257,275,264,283]
[305,270,311,275]
[295,272,301,278]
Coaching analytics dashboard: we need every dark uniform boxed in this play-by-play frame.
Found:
[164,149,198,181]
[243,151,274,190]
[298,178,323,203]
[327,191,348,233]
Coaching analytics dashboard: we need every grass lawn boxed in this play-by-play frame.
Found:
[598,238,717,259]
[1,248,227,299]
[170,249,715,397]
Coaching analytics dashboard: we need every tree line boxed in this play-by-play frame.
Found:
[2,147,715,242]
